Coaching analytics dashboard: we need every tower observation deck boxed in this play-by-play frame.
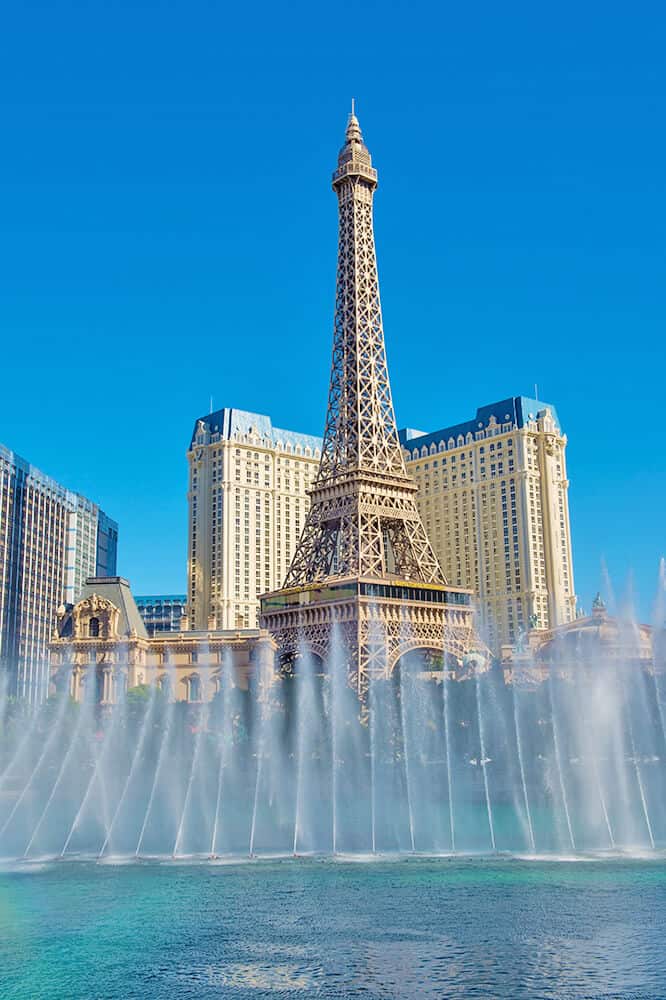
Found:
[260,109,483,693]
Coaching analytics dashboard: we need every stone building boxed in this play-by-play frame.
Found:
[400,397,577,653]
[49,577,275,704]
[187,409,321,630]
[501,594,657,684]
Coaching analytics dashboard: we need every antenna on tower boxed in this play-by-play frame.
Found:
[351,97,355,116]
[209,395,213,415]
[534,383,539,403]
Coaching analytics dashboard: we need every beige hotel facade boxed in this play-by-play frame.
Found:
[187,397,576,652]
[401,396,576,651]
[187,409,321,630]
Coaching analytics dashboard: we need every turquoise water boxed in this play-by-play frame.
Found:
[1,857,665,999]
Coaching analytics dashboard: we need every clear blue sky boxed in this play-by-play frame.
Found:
[1,1,664,621]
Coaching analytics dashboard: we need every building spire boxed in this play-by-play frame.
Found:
[335,103,376,189]
[345,101,363,145]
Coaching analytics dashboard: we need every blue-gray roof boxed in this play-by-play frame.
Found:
[79,577,149,639]
[398,396,561,453]
[190,408,322,452]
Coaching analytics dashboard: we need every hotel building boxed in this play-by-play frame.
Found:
[186,398,576,653]
[400,397,576,652]
[0,443,118,701]
[187,409,321,630]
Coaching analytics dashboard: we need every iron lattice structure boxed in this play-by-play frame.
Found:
[284,111,441,586]
[261,109,483,691]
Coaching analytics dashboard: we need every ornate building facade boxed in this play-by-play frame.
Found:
[187,409,321,631]
[0,443,117,702]
[400,397,577,653]
[260,109,483,691]
[501,594,659,684]
[49,576,275,704]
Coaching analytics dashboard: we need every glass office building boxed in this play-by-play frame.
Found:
[0,443,118,701]
[135,595,187,636]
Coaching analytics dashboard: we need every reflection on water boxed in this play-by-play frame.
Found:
[197,963,311,991]
[0,858,664,999]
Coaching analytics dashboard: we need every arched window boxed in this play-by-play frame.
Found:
[189,674,202,702]
[88,617,100,638]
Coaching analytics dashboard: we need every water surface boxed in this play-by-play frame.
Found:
[1,857,664,999]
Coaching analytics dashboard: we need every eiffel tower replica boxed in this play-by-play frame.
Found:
[260,107,481,694]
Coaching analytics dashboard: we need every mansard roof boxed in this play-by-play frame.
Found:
[189,407,322,453]
[398,396,561,453]
[77,577,149,639]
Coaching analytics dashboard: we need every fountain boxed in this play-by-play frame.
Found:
[0,593,664,863]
